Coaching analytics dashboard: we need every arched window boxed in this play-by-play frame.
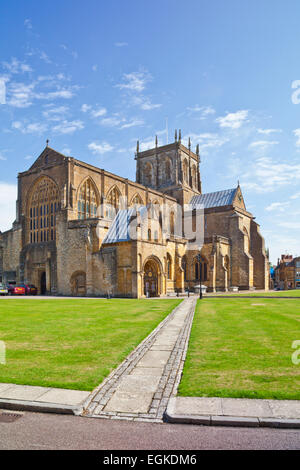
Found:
[224,255,230,271]
[130,194,143,207]
[191,165,197,188]
[106,186,121,219]
[167,253,172,279]
[77,179,98,220]
[165,158,172,181]
[28,176,59,244]
[144,162,153,186]
[194,256,208,281]
[150,200,160,219]
[148,229,152,240]
[170,211,175,236]
[182,256,187,281]
[182,159,189,184]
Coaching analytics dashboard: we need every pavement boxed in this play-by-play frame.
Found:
[0,383,90,414]
[166,397,300,428]
[0,410,299,450]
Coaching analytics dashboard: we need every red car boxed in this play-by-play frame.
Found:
[7,285,26,295]
[20,284,38,295]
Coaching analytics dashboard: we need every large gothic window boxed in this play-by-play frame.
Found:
[77,179,98,220]
[182,159,189,184]
[165,158,172,182]
[28,176,60,244]
[144,162,153,186]
[191,165,197,188]
[167,253,172,279]
[106,186,121,219]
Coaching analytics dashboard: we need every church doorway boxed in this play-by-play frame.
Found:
[144,258,160,297]
[40,272,47,295]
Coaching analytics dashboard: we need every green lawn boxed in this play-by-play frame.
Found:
[179,298,300,400]
[0,299,181,391]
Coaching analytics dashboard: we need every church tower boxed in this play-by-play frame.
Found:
[135,130,201,206]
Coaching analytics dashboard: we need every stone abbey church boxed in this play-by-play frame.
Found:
[0,134,269,297]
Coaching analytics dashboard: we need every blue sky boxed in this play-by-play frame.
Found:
[1,0,300,263]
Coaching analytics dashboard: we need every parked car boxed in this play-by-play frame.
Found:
[7,285,26,296]
[0,283,8,296]
[19,284,38,295]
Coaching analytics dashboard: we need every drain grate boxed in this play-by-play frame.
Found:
[0,412,23,423]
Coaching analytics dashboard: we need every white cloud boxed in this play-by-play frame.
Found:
[37,89,74,100]
[0,182,17,232]
[257,128,282,135]
[216,110,249,129]
[116,71,150,92]
[60,44,78,60]
[12,121,47,134]
[7,82,35,108]
[115,42,128,47]
[278,221,300,230]
[24,19,32,30]
[265,202,290,212]
[291,192,300,200]
[187,105,216,118]
[100,116,124,127]
[92,65,98,72]
[42,105,69,120]
[39,51,52,64]
[7,79,77,108]
[81,104,107,118]
[182,132,228,154]
[52,120,84,134]
[242,156,300,193]
[2,58,33,74]
[133,96,161,110]
[249,140,279,151]
[91,107,107,118]
[81,104,92,113]
[88,142,114,154]
[120,119,144,129]
[293,128,300,147]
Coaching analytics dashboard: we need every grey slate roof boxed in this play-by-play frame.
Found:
[103,208,137,244]
[190,188,237,209]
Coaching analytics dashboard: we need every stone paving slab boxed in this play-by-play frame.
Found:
[0,383,15,393]
[0,385,51,401]
[104,391,155,413]
[165,397,300,428]
[130,367,164,376]
[0,383,91,414]
[35,388,90,406]
[116,375,161,393]
[136,350,171,368]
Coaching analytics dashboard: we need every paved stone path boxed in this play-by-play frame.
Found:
[83,297,197,422]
